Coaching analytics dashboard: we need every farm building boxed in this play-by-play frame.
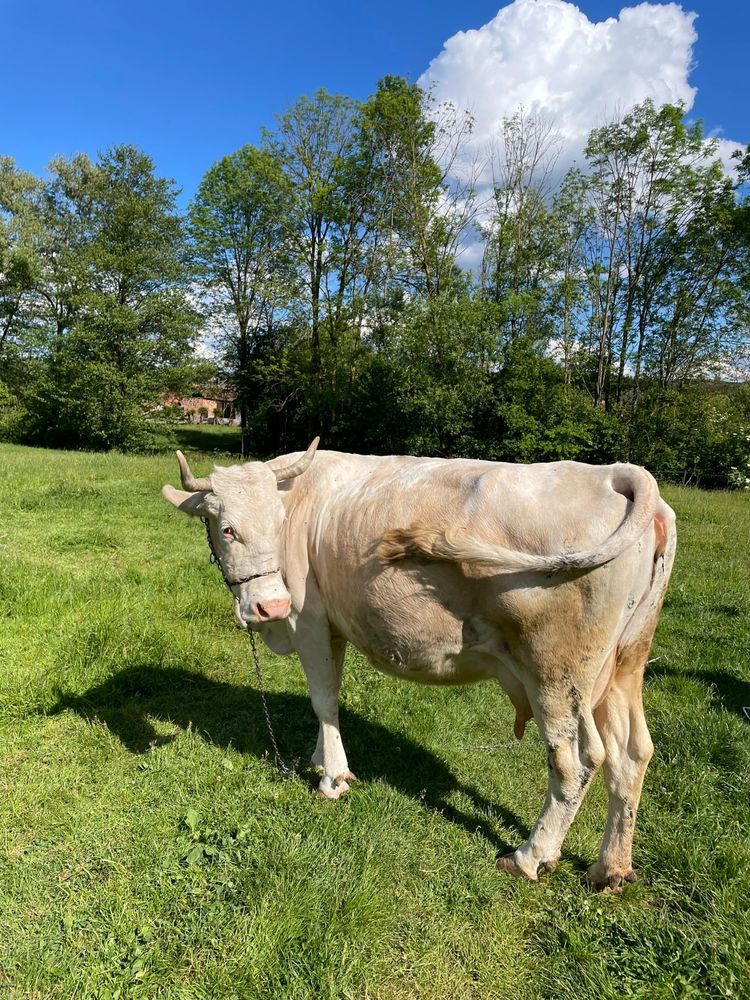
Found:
[160,386,239,423]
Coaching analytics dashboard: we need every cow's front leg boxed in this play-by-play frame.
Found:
[297,631,354,800]
[497,690,605,881]
[309,637,347,770]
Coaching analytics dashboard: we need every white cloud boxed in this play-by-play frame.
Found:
[714,138,745,181]
[418,0,710,180]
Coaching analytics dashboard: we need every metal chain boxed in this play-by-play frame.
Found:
[201,517,297,779]
[247,629,297,778]
[202,517,222,572]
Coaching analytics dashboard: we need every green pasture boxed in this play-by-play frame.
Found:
[147,423,245,458]
[0,440,748,999]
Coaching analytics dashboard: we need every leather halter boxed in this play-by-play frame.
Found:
[225,567,280,587]
[201,517,280,592]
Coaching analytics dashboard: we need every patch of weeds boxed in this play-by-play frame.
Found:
[180,807,252,869]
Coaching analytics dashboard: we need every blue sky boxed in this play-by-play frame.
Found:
[2,0,747,203]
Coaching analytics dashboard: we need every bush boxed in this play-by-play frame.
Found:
[0,379,26,442]
[628,383,750,488]
[476,345,625,465]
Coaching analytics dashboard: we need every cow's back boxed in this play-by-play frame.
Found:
[279,452,655,687]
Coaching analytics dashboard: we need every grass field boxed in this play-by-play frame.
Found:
[147,423,244,458]
[1,440,748,999]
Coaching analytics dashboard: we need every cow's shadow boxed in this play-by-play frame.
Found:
[46,664,551,862]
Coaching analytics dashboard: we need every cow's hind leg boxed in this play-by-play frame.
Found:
[589,640,654,891]
[589,506,674,890]
[497,685,605,881]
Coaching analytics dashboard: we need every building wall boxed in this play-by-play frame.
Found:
[162,394,237,422]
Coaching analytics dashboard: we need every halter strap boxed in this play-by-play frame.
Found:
[201,517,280,593]
[225,567,280,587]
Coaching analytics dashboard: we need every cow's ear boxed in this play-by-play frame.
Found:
[162,485,209,516]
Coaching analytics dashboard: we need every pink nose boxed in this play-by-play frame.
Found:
[254,598,291,622]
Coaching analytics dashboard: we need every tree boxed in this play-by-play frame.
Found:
[0,155,96,435]
[265,91,365,373]
[260,89,383,439]
[548,168,591,385]
[643,166,745,390]
[189,145,290,455]
[480,109,563,347]
[578,101,739,408]
[0,158,38,367]
[360,76,477,301]
[28,146,199,450]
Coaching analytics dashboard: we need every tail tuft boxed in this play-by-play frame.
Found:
[377,524,439,564]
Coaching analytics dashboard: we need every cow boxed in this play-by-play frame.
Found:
[162,440,675,890]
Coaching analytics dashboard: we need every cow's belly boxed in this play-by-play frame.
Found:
[362,643,501,685]
[327,565,506,686]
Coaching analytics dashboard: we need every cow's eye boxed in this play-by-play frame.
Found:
[222,526,235,538]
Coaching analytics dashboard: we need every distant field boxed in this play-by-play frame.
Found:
[0,442,748,999]
[147,421,244,457]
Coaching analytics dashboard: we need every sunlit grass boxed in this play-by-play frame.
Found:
[0,442,748,998]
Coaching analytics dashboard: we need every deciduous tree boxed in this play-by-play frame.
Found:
[189,145,290,454]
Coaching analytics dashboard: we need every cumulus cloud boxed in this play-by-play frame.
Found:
[418,0,734,183]
[714,138,745,181]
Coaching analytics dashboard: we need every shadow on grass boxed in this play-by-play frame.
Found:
[648,661,750,722]
[45,663,564,863]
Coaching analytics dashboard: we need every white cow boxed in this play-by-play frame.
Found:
[163,440,675,889]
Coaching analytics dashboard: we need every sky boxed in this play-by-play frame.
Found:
[1,0,747,204]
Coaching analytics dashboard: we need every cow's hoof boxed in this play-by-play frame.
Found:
[318,775,350,800]
[586,862,638,892]
[496,852,538,881]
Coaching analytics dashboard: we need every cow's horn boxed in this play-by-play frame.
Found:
[176,451,212,492]
[273,437,320,482]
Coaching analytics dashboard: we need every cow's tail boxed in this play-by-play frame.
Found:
[377,464,660,575]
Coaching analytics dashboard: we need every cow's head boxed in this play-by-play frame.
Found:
[162,438,319,627]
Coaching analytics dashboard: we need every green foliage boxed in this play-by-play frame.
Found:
[214,94,747,484]
[189,145,290,454]
[0,378,26,441]
[360,76,471,298]
[381,295,497,455]
[628,383,750,487]
[485,345,625,464]
[5,146,200,451]
[1,97,748,478]
[480,110,562,344]
[0,158,45,397]
[574,100,747,406]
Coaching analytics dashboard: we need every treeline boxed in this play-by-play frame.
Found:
[2,78,749,486]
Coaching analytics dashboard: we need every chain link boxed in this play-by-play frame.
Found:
[247,629,297,778]
[201,517,297,779]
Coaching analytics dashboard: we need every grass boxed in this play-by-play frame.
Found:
[146,422,244,458]
[0,440,748,999]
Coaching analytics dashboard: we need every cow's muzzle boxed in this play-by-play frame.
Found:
[251,597,291,623]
